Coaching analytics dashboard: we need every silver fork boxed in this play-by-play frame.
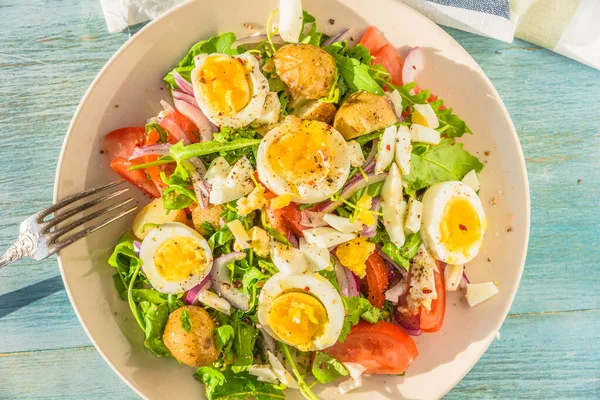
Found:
[0,180,138,269]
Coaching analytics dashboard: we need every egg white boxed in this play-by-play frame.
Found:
[421,181,486,265]
[256,120,351,203]
[192,52,268,128]
[139,222,213,294]
[258,272,344,351]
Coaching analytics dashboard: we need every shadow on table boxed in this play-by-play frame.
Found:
[0,275,64,319]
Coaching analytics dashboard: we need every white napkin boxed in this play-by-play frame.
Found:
[100,0,600,69]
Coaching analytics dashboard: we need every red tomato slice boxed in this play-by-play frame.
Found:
[110,157,161,198]
[279,203,305,238]
[324,321,418,374]
[101,127,146,160]
[365,252,389,308]
[373,44,404,86]
[420,261,446,332]
[359,26,388,54]
[162,109,201,144]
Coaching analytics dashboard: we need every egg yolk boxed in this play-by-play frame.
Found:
[267,292,328,350]
[197,55,252,116]
[440,197,482,253]
[267,119,333,186]
[412,109,429,127]
[154,236,207,282]
[336,237,376,278]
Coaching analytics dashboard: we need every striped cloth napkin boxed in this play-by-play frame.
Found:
[100,0,600,69]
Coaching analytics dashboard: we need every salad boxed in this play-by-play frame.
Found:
[102,2,499,399]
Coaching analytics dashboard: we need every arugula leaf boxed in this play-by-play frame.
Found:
[145,121,168,143]
[429,99,472,138]
[347,180,384,204]
[180,309,192,333]
[354,130,383,146]
[403,139,484,197]
[339,296,386,342]
[140,301,172,357]
[399,233,422,259]
[164,33,242,90]
[380,241,409,271]
[120,289,167,304]
[329,52,384,95]
[299,11,321,45]
[212,127,260,165]
[347,44,372,64]
[231,318,259,373]
[160,168,198,211]
[215,325,235,352]
[195,367,285,400]
[312,352,349,384]
[170,138,262,162]
[241,267,269,310]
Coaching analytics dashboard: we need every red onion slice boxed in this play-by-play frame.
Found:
[186,157,210,208]
[210,252,250,311]
[172,92,214,142]
[459,271,471,289]
[322,29,350,47]
[159,112,190,145]
[385,279,408,304]
[183,275,211,305]
[133,241,141,257]
[173,71,193,95]
[286,231,299,248]
[334,257,360,297]
[233,34,283,47]
[402,47,424,85]
[317,172,387,214]
[128,143,172,161]
[395,309,421,336]
[300,210,328,228]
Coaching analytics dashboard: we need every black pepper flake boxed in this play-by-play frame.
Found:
[328,18,335,25]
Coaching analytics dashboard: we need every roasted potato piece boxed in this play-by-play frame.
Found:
[163,306,219,367]
[190,203,224,234]
[291,99,337,124]
[273,44,337,99]
[333,91,398,140]
[132,198,188,239]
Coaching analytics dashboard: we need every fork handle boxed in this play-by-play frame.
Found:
[0,232,37,269]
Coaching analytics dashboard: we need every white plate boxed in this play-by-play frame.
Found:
[54,0,530,399]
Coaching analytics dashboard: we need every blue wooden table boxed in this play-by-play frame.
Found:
[1,0,599,398]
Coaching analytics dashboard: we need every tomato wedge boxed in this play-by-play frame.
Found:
[365,252,389,308]
[279,203,304,238]
[372,44,404,86]
[420,261,446,332]
[161,109,201,144]
[359,26,388,54]
[324,321,418,374]
[110,157,160,198]
[101,127,146,160]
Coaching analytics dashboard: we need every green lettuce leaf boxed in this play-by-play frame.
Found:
[404,139,484,197]
[312,352,348,384]
[195,367,285,400]
[339,296,386,342]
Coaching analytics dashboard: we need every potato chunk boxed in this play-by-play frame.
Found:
[291,98,337,124]
[273,44,337,99]
[163,306,219,367]
[190,203,224,234]
[132,198,187,239]
[333,91,398,140]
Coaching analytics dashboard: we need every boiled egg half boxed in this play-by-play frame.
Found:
[256,116,351,203]
[258,272,344,351]
[421,181,486,265]
[192,52,269,128]
[139,222,213,294]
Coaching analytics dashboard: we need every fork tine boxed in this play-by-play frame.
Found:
[51,206,138,254]
[38,180,126,221]
[49,197,136,243]
[42,187,130,233]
